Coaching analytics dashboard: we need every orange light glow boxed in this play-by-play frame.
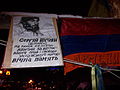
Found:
[28,80,33,83]
[6,70,10,75]
[0,70,3,74]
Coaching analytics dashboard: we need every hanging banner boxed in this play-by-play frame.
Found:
[2,16,63,68]
[60,18,120,73]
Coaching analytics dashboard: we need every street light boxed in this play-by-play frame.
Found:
[28,79,34,84]
[6,70,10,75]
[0,70,3,75]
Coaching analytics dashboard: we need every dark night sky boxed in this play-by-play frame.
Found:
[0,7,92,17]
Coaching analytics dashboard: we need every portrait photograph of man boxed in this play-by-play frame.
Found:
[12,16,57,38]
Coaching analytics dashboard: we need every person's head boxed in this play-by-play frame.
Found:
[20,17,40,32]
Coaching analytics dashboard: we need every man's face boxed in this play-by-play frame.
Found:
[23,18,39,32]
[27,18,39,26]
[21,17,40,32]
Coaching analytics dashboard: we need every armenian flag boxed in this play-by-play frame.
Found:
[59,18,120,74]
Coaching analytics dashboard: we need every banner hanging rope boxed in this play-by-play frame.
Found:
[95,64,105,90]
[63,59,92,67]
[91,65,97,90]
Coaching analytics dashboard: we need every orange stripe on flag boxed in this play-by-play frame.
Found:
[64,51,120,74]
[64,51,120,66]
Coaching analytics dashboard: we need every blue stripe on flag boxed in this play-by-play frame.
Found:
[61,34,120,56]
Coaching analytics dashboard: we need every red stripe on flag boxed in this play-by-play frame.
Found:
[60,18,120,36]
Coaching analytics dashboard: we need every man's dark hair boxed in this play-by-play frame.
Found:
[20,17,39,23]
[20,17,40,33]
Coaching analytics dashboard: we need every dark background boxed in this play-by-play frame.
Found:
[1,4,120,89]
[0,7,92,17]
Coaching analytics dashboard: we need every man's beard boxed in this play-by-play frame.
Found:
[23,23,39,33]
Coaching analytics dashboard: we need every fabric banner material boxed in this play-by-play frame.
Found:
[2,16,63,68]
[95,65,104,90]
[60,18,120,73]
